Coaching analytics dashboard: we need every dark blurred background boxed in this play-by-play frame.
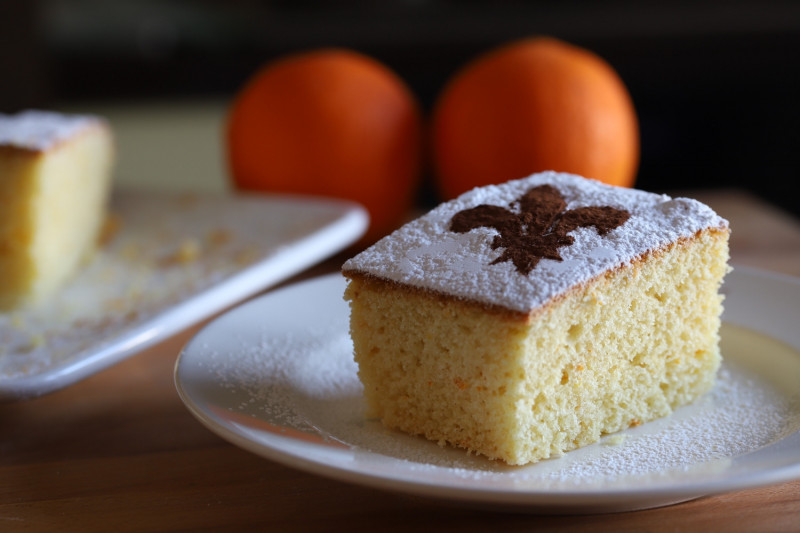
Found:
[1,0,798,216]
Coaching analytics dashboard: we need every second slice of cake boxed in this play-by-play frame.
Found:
[0,110,114,310]
[342,172,730,465]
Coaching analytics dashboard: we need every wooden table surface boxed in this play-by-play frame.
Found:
[2,189,799,532]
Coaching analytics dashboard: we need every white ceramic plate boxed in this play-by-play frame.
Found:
[0,190,367,400]
[175,267,800,514]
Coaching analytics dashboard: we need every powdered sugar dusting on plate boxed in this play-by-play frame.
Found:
[202,321,363,437]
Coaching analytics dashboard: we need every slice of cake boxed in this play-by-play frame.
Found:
[342,171,730,465]
[0,110,114,310]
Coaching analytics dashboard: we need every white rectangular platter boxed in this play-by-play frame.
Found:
[0,189,367,400]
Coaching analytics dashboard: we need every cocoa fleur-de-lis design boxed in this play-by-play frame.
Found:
[449,185,631,275]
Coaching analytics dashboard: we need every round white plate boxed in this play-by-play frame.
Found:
[175,267,800,514]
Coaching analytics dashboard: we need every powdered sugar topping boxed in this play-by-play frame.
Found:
[343,172,728,312]
[0,110,102,151]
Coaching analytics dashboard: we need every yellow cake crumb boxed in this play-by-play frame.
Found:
[345,230,729,465]
[0,112,114,310]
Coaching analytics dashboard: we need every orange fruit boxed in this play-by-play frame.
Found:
[432,37,639,200]
[227,48,422,243]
